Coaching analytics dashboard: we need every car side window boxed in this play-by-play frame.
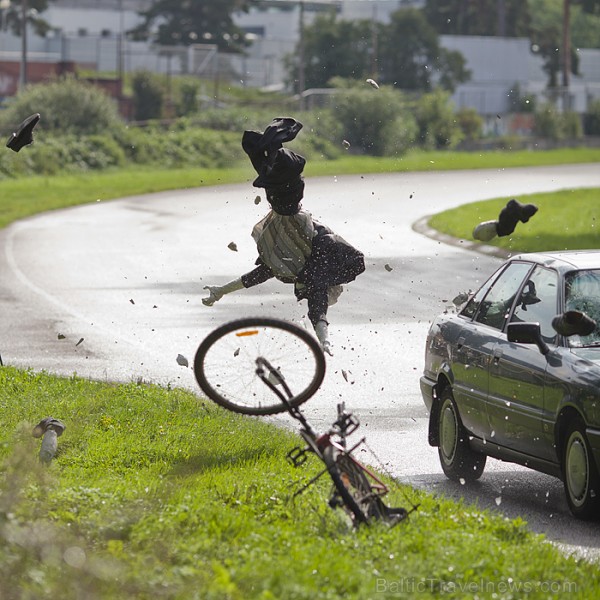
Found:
[510,266,558,343]
[472,262,532,330]
[461,265,505,319]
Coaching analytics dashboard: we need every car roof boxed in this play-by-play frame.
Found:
[509,250,600,273]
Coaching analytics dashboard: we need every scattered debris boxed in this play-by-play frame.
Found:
[227,241,238,252]
[384,263,393,272]
[176,354,189,367]
[129,298,135,304]
[233,348,240,357]
[366,78,379,89]
[75,338,84,347]
[32,417,66,463]
[57,333,66,340]
[254,195,261,205]
[342,139,351,149]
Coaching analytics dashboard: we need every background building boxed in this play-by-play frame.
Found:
[0,0,598,120]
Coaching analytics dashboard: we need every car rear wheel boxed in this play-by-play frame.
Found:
[562,418,600,520]
[437,387,486,482]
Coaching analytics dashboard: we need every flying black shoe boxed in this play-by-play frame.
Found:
[6,113,41,152]
[552,310,597,337]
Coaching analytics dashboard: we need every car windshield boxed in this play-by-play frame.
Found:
[565,269,600,347]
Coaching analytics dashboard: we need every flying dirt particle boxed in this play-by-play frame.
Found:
[176,354,189,367]
[384,264,393,272]
[227,242,238,252]
[233,348,240,357]
[76,338,84,347]
[342,139,351,149]
[254,195,261,205]
[130,299,135,305]
[58,334,66,340]
[366,78,379,89]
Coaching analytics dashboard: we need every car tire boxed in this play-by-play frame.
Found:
[437,387,486,482]
[562,418,600,520]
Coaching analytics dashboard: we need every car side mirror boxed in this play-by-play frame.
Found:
[506,322,549,355]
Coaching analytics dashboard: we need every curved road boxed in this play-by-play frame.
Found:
[2,164,600,558]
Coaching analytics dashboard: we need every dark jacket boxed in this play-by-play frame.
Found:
[241,220,365,325]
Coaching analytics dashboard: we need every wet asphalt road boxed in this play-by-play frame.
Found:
[2,163,600,559]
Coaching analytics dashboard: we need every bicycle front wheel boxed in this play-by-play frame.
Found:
[194,317,326,416]
[324,446,377,526]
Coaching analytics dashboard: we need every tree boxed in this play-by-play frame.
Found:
[378,9,471,91]
[288,8,470,93]
[3,0,54,38]
[528,0,600,87]
[284,12,375,91]
[423,0,530,36]
[128,0,257,52]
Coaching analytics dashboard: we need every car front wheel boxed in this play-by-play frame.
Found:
[562,418,600,520]
[438,388,486,482]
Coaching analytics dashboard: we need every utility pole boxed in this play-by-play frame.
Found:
[561,0,572,112]
[298,0,305,109]
[117,0,124,98]
[19,0,27,90]
[370,1,378,79]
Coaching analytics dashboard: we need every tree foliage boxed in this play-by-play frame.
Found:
[289,8,470,93]
[285,12,374,90]
[2,0,54,37]
[379,9,470,91]
[128,0,257,52]
[423,0,531,36]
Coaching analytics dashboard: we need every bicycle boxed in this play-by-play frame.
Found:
[194,316,417,526]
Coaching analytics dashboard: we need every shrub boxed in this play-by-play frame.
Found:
[583,99,600,136]
[176,80,200,117]
[132,71,164,121]
[0,76,123,136]
[534,104,583,140]
[332,80,417,156]
[455,107,483,141]
[415,89,463,149]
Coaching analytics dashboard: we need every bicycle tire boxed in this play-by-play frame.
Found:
[194,317,326,416]
[323,446,375,525]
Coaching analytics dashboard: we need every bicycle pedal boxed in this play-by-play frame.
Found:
[287,446,308,467]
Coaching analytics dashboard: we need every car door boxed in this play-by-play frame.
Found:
[452,261,532,441]
[487,265,559,460]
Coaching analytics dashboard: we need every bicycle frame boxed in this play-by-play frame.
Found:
[255,356,391,503]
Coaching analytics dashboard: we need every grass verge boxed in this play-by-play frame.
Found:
[428,187,600,254]
[1,367,599,599]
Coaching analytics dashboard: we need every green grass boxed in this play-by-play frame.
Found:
[1,147,599,230]
[428,187,600,254]
[1,367,599,599]
[2,149,600,597]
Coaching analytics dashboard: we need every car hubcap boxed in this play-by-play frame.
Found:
[440,403,457,463]
[566,433,588,506]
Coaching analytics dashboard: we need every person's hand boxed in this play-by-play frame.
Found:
[202,285,223,307]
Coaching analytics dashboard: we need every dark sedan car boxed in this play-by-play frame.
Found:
[420,250,600,519]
